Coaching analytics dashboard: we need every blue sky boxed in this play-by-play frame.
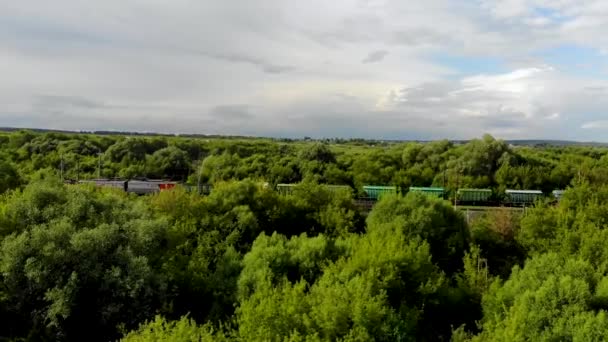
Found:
[430,54,507,77]
[533,6,568,22]
[537,45,607,77]
[2,0,608,140]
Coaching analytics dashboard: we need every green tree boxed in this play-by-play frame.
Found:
[0,159,21,194]
[121,315,229,342]
[0,179,169,341]
[367,192,469,274]
[473,253,608,341]
[146,146,191,179]
[236,229,447,341]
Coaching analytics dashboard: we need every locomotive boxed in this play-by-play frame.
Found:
[78,178,177,195]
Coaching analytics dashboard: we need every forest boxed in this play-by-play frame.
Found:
[2,130,608,341]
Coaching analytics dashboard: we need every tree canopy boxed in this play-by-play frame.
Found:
[1,130,608,341]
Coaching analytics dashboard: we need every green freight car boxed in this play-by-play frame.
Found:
[277,183,351,196]
[409,187,445,198]
[363,185,397,200]
[276,183,295,195]
[183,184,213,195]
[552,190,565,202]
[457,188,492,204]
[505,189,543,205]
[325,185,352,193]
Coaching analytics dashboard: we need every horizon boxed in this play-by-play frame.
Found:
[2,1,608,140]
[3,125,608,145]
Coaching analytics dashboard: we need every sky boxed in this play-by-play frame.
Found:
[2,0,608,140]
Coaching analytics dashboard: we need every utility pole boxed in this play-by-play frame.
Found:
[60,155,64,182]
[197,163,203,195]
[97,152,102,179]
[454,168,461,208]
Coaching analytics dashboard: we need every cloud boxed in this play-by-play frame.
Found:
[380,67,553,117]
[204,52,295,74]
[34,95,108,109]
[391,29,454,46]
[2,0,608,140]
[362,50,389,63]
[370,65,608,138]
[582,121,608,129]
[210,105,255,121]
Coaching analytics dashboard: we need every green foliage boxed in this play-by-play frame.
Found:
[105,137,168,164]
[0,159,21,194]
[0,179,169,341]
[237,233,342,300]
[235,229,447,341]
[1,130,602,194]
[121,315,229,342]
[367,192,469,273]
[469,209,525,278]
[299,143,336,164]
[200,153,242,183]
[3,131,608,341]
[460,183,608,340]
[281,182,364,237]
[474,253,608,342]
[458,134,511,179]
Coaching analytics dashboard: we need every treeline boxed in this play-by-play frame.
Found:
[2,131,608,194]
[2,131,608,340]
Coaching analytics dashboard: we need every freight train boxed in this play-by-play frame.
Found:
[358,185,564,206]
[76,179,564,207]
[276,184,564,207]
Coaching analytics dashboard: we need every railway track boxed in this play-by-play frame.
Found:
[354,199,527,216]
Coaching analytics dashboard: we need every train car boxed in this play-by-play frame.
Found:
[79,179,127,191]
[552,190,565,202]
[126,179,176,195]
[276,183,295,195]
[183,184,213,195]
[505,189,543,206]
[363,185,397,200]
[409,187,445,198]
[325,185,352,193]
[277,183,351,195]
[79,178,177,195]
[457,188,492,205]
[158,183,177,191]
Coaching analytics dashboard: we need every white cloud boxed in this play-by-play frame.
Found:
[373,65,608,138]
[582,121,608,129]
[1,0,608,140]
[524,16,552,27]
[483,0,530,19]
